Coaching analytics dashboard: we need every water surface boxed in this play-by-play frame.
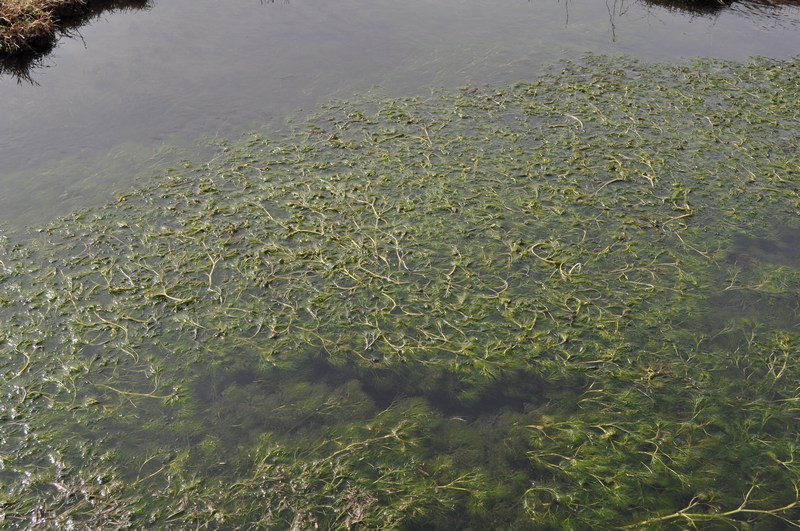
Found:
[2,1,800,528]
[1,0,799,228]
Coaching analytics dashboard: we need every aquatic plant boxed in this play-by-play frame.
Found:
[1,55,799,528]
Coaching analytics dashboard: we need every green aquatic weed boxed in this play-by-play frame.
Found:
[1,55,799,528]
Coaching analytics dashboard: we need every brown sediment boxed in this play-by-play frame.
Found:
[0,0,149,56]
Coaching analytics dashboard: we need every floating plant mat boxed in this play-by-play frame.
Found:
[1,55,799,528]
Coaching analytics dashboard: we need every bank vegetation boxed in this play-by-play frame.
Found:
[0,0,148,55]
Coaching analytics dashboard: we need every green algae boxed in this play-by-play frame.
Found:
[1,54,799,528]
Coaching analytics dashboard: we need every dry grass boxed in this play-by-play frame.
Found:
[0,0,146,56]
[0,0,64,54]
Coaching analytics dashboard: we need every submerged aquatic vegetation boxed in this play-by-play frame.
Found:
[1,55,799,528]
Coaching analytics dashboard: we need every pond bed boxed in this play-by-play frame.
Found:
[1,54,799,528]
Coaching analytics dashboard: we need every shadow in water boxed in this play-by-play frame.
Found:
[640,0,800,15]
[190,349,588,442]
[727,230,800,268]
[0,0,152,83]
[694,227,800,349]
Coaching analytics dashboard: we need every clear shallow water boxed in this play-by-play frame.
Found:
[2,3,800,527]
[1,0,799,228]
[2,56,800,527]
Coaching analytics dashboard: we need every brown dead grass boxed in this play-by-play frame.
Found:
[0,0,66,53]
[0,0,148,55]
[1,0,151,57]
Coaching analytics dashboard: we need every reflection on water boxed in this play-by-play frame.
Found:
[1,0,800,229]
[642,0,800,16]
[1,0,796,79]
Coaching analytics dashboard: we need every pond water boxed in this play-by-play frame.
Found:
[2,1,800,529]
[1,0,799,228]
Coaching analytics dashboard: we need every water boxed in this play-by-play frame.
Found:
[3,60,799,524]
[1,0,799,228]
[1,2,800,528]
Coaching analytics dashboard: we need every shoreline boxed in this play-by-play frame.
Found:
[0,0,149,56]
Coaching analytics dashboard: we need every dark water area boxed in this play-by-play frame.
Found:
[1,0,800,228]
